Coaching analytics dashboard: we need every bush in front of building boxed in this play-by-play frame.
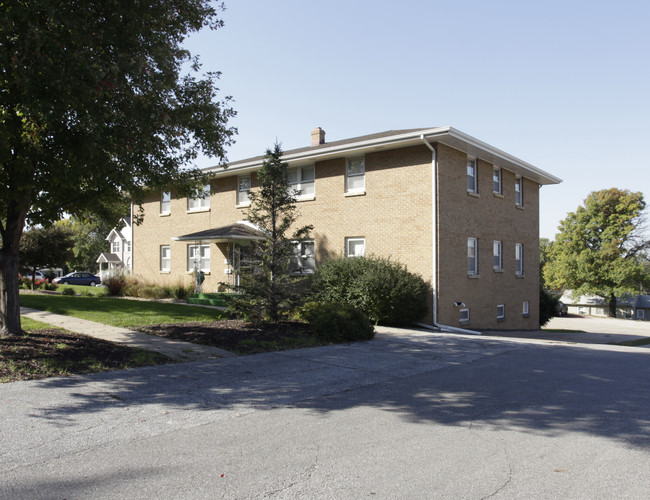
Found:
[308,302,374,342]
[104,276,127,296]
[310,256,430,326]
[539,287,560,327]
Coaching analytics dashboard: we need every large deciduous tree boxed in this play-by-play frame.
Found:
[544,188,650,317]
[0,1,236,334]
[228,144,313,323]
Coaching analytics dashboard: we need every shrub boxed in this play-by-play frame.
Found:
[61,287,76,296]
[311,256,430,326]
[104,276,126,296]
[309,302,374,342]
[540,288,560,327]
[171,283,192,300]
[43,282,58,291]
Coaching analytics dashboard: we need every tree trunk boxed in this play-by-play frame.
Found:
[608,294,617,318]
[0,249,22,335]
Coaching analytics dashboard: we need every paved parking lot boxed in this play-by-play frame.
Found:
[485,315,650,346]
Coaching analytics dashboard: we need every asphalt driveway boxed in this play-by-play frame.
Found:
[2,326,649,498]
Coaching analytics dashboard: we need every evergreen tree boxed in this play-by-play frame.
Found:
[229,144,312,323]
[20,226,74,289]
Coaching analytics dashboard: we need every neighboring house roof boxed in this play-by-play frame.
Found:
[172,223,265,243]
[207,127,562,186]
[561,291,650,308]
[96,252,122,264]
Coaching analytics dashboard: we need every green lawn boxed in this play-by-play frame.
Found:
[57,284,109,296]
[20,293,224,327]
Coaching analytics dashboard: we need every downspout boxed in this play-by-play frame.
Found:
[418,135,481,335]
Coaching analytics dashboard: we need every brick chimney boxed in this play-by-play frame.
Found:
[311,127,326,146]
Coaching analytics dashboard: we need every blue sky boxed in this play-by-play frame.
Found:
[184,0,650,240]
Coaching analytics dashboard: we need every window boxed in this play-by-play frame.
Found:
[523,301,530,317]
[346,157,365,193]
[160,245,171,272]
[112,240,120,253]
[161,191,171,214]
[460,309,470,323]
[288,165,315,198]
[467,159,477,193]
[346,237,365,257]
[125,241,131,253]
[290,240,315,274]
[638,310,645,320]
[493,168,502,195]
[515,243,524,276]
[188,185,210,211]
[467,238,478,275]
[187,243,210,272]
[493,240,502,270]
[237,175,251,205]
[497,304,505,320]
[515,176,523,207]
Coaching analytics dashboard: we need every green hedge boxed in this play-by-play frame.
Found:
[311,256,430,326]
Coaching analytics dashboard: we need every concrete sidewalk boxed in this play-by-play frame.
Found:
[20,307,236,361]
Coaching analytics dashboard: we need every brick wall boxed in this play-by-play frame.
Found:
[133,141,540,330]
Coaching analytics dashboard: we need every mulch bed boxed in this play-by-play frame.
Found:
[135,320,323,355]
[0,329,170,383]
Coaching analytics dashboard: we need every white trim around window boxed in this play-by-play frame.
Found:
[188,185,210,212]
[493,240,503,271]
[493,167,502,195]
[112,240,120,254]
[460,308,470,323]
[161,191,171,215]
[523,300,530,317]
[497,304,506,320]
[288,165,315,200]
[515,176,523,207]
[187,242,210,272]
[237,175,251,206]
[160,245,171,272]
[467,158,478,194]
[467,237,478,276]
[346,237,365,257]
[345,157,365,194]
[515,243,524,276]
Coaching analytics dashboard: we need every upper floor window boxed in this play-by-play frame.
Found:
[493,168,502,195]
[160,245,171,272]
[346,237,365,257]
[237,175,251,205]
[290,240,315,274]
[467,237,478,276]
[467,159,477,194]
[515,176,523,207]
[188,185,210,211]
[112,240,120,254]
[288,165,315,199]
[493,240,502,271]
[124,241,131,253]
[187,243,210,272]
[161,191,171,214]
[346,157,365,193]
[515,243,524,276]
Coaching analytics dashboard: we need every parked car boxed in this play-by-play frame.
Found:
[53,272,101,286]
[556,301,568,316]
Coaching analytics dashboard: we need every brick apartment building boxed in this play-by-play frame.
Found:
[132,127,561,330]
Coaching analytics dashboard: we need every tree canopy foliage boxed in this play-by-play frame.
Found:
[227,144,312,323]
[19,226,74,288]
[543,188,649,316]
[0,1,236,334]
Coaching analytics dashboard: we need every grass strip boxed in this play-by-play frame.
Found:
[20,293,224,328]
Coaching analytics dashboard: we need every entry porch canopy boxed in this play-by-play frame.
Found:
[171,222,265,243]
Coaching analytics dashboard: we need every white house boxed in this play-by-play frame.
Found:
[96,218,132,280]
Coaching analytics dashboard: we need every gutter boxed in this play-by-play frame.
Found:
[419,135,481,336]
